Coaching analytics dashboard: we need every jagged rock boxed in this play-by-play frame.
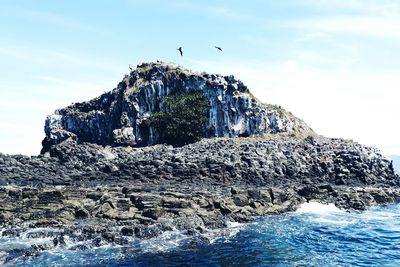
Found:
[38,190,64,203]
[142,208,163,220]
[75,208,89,219]
[42,62,312,151]
[53,235,66,247]
[0,62,399,257]
[0,211,12,223]
[233,194,249,207]
[134,224,165,239]
[120,227,134,236]
[162,197,191,209]
[113,127,135,146]
[186,235,210,249]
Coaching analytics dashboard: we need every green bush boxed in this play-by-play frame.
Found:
[148,92,209,146]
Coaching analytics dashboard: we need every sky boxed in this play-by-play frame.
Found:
[0,0,399,156]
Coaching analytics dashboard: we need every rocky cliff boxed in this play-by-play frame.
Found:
[41,61,311,153]
[1,62,399,262]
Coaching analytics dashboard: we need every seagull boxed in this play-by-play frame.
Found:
[177,47,183,56]
[129,64,133,71]
[215,46,223,51]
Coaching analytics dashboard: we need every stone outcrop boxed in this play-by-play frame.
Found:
[2,136,397,189]
[41,61,311,153]
[1,62,399,262]
[1,135,400,262]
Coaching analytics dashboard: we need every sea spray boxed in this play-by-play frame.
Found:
[296,201,343,214]
[2,204,400,266]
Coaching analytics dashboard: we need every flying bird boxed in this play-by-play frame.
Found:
[177,47,183,56]
[215,46,223,51]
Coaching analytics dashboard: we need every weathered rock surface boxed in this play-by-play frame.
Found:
[1,62,400,262]
[41,61,311,152]
[1,180,400,264]
[1,136,399,239]
[2,136,397,189]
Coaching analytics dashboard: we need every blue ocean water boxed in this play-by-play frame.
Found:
[2,202,400,267]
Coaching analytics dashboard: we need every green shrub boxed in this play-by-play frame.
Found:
[148,92,209,146]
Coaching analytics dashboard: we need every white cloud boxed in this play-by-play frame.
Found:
[154,0,256,22]
[2,6,106,34]
[32,76,108,97]
[1,0,399,157]
[0,75,119,155]
[0,42,127,156]
[286,0,400,41]
[0,45,122,73]
[288,15,400,40]
[302,0,400,15]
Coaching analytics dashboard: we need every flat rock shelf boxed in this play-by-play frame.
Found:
[1,137,399,251]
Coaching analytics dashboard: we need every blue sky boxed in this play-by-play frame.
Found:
[0,0,399,155]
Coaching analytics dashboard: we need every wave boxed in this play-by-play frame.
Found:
[296,201,344,215]
[2,203,400,266]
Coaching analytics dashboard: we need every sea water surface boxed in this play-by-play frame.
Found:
[2,202,400,266]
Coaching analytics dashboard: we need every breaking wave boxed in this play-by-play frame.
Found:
[1,203,400,266]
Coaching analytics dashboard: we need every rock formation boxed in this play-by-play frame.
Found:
[1,62,399,262]
[41,61,311,153]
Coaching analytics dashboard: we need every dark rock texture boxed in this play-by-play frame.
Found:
[1,136,399,234]
[1,62,399,261]
[2,136,397,189]
[41,61,311,152]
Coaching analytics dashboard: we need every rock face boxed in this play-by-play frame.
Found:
[2,137,398,188]
[1,62,400,261]
[41,61,311,152]
[1,136,400,260]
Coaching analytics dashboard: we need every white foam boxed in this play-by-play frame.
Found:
[232,117,245,132]
[0,237,54,250]
[295,202,358,226]
[205,221,246,244]
[226,221,244,228]
[225,221,245,238]
[296,201,343,215]
[137,229,188,253]
[311,217,356,226]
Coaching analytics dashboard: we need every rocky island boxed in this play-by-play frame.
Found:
[1,62,399,262]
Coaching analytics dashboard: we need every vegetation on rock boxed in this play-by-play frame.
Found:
[148,92,209,146]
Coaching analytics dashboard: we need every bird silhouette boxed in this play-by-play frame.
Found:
[215,46,223,51]
[177,47,183,56]
[129,64,133,71]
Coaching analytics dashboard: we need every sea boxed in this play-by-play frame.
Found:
[1,202,399,266]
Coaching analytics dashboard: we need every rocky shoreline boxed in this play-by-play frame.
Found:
[1,135,400,263]
[1,62,400,264]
